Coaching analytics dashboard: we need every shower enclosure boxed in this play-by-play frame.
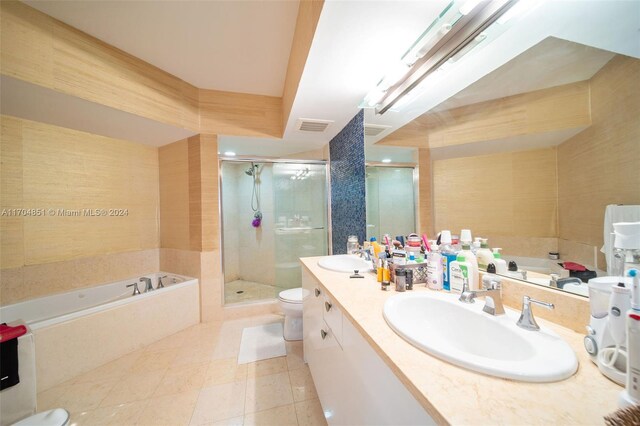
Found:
[220,159,329,305]
[366,164,417,242]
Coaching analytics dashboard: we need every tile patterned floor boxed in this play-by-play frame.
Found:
[224,280,276,304]
[38,315,327,426]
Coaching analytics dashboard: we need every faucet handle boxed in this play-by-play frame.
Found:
[482,275,501,291]
[126,282,141,295]
[157,275,167,289]
[517,296,554,331]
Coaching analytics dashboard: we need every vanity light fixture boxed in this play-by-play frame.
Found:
[367,0,523,115]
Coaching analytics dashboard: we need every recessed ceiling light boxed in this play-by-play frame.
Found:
[381,158,392,163]
[224,151,236,157]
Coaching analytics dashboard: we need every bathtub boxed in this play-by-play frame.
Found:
[0,272,200,392]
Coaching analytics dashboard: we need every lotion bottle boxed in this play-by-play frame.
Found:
[458,242,479,290]
[492,248,508,274]
[476,238,495,270]
[426,242,443,291]
[450,254,476,293]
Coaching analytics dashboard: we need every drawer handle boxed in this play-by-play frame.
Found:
[325,301,332,312]
[315,288,321,297]
[320,329,328,340]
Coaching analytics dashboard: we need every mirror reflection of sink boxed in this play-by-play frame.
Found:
[383,292,578,382]
[317,255,374,273]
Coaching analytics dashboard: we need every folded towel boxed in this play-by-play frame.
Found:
[562,261,587,272]
[0,324,27,343]
[0,323,22,391]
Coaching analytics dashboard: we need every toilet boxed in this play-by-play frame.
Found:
[278,288,308,341]
[12,409,70,426]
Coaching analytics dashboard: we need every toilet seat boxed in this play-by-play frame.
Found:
[278,288,307,304]
[13,408,69,426]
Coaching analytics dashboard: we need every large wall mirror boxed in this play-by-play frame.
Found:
[428,36,639,297]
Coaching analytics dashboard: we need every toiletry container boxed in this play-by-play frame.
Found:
[440,231,457,292]
[426,243,444,290]
[449,254,477,293]
[347,235,359,254]
[459,242,479,290]
[476,238,494,270]
[492,248,508,274]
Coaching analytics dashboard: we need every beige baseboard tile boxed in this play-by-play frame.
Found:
[1,248,160,305]
[222,301,280,321]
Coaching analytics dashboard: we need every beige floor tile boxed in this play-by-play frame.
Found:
[190,380,247,425]
[56,379,118,413]
[203,358,248,387]
[174,342,217,366]
[73,350,143,384]
[153,361,209,398]
[245,372,293,414]
[137,389,199,426]
[246,357,288,378]
[131,347,180,373]
[244,404,298,426]
[210,416,244,426]
[71,400,148,425]
[285,342,305,371]
[100,370,165,407]
[37,383,72,411]
[294,399,327,426]
[288,366,318,402]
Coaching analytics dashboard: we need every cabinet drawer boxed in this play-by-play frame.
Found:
[322,294,343,346]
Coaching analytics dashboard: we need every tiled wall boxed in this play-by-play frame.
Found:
[329,111,366,254]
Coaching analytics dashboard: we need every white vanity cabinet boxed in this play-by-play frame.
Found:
[302,268,435,425]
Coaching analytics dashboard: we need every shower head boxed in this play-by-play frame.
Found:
[245,163,259,176]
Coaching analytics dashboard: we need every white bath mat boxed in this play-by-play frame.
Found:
[237,322,286,364]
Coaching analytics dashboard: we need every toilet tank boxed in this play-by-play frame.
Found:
[1,322,36,426]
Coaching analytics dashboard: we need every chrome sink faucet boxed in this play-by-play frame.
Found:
[353,248,372,262]
[140,277,153,292]
[458,279,505,316]
[517,295,554,331]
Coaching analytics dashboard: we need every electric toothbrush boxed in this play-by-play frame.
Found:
[620,268,640,407]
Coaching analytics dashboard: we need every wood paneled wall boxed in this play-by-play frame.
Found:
[0,115,160,269]
[433,148,558,240]
[282,0,325,129]
[159,135,219,252]
[418,148,434,237]
[557,55,640,269]
[0,1,289,139]
[377,81,591,149]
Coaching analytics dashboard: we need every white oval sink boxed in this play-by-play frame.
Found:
[317,255,374,273]
[383,292,577,382]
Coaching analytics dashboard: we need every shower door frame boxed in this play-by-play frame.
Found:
[218,157,331,306]
[365,161,420,240]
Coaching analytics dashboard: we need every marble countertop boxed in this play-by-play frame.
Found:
[300,256,622,425]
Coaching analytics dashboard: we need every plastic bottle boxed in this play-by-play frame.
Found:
[458,242,479,290]
[476,238,495,271]
[492,248,508,274]
[439,230,457,292]
[407,253,417,264]
[376,258,383,283]
[426,242,443,291]
[450,254,477,293]
[472,237,482,255]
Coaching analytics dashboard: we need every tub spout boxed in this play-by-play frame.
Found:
[140,277,154,292]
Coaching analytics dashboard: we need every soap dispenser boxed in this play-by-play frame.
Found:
[492,248,508,274]
[476,238,494,270]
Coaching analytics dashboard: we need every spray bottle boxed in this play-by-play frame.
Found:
[620,268,640,407]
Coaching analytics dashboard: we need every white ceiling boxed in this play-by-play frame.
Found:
[432,37,616,112]
[24,0,299,97]
[9,0,640,161]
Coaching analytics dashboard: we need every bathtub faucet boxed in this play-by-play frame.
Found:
[157,275,167,289]
[140,277,154,292]
[126,282,141,296]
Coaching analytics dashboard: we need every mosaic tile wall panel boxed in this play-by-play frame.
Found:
[329,110,366,254]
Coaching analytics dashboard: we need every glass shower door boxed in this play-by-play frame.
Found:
[221,160,328,305]
[366,166,416,241]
